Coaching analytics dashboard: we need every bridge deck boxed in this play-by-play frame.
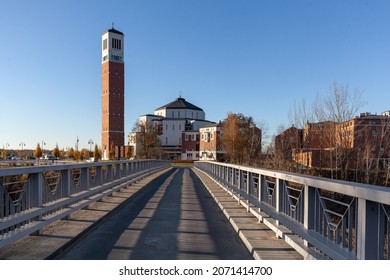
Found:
[0,167,302,260]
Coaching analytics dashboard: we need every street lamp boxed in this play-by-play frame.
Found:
[88,139,94,152]
[19,142,25,160]
[41,140,46,154]
[2,143,10,159]
[88,139,94,157]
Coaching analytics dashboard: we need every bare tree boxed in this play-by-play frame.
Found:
[313,82,365,180]
[288,98,314,129]
[132,119,162,159]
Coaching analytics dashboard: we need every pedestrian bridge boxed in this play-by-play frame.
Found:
[0,160,389,260]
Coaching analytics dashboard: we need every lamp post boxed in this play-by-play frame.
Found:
[76,137,79,163]
[41,140,46,155]
[19,142,25,160]
[88,139,94,159]
[88,139,94,154]
[2,143,10,159]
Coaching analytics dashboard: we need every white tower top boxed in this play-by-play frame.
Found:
[102,28,124,64]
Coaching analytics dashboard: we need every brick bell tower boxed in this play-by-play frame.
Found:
[101,26,125,159]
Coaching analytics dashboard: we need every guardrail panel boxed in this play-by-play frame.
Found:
[0,160,169,249]
[194,161,390,260]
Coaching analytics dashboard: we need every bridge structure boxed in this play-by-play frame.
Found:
[0,160,389,260]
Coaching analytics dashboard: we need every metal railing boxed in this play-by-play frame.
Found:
[194,161,390,260]
[0,160,169,249]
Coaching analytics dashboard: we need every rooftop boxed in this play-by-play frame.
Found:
[155,97,203,111]
[103,28,124,36]
[200,122,221,129]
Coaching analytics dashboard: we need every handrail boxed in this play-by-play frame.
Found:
[194,161,390,260]
[0,160,170,249]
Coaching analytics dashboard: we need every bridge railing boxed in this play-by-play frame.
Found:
[194,161,390,260]
[0,160,169,249]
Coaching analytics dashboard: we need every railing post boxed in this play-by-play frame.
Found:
[247,172,252,212]
[61,169,71,197]
[357,198,380,259]
[115,163,122,179]
[79,167,90,191]
[247,172,252,194]
[304,185,315,247]
[256,173,264,222]
[29,172,43,235]
[30,173,43,209]
[275,178,284,227]
[60,169,71,219]
[95,166,103,186]
[238,169,243,190]
[259,174,264,203]
[107,164,113,182]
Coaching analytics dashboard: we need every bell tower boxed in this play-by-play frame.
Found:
[101,26,125,159]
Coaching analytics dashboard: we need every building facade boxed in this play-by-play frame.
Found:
[199,122,223,161]
[129,97,212,160]
[181,131,200,160]
[101,27,125,159]
[337,112,390,169]
[279,111,390,170]
[275,126,303,160]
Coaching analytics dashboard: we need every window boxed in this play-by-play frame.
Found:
[179,124,182,130]
[103,39,107,50]
[372,130,376,136]
[178,111,180,118]
[211,132,214,140]
[172,125,175,130]
[192,134,196,141]
[185,134,189,141]
[111,38,122,50]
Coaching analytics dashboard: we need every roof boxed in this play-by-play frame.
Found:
[155,97,203,111]
[200,122,221,129]
[103,28,124,36]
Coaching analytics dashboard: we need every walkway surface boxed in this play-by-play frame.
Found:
[58,168,252,260]
[0,166,302,260]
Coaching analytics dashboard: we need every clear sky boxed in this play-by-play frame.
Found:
[1,0,389,151]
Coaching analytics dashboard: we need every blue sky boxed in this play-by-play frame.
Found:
[1,0,389,151]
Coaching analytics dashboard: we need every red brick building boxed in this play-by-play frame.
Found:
[275,126,303,160]
[280,111,390,169]
[181,131,199,160]
[199,123,223,161]
[337,112,390,169]
[101,27,125,159]
[303,121,337,150]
